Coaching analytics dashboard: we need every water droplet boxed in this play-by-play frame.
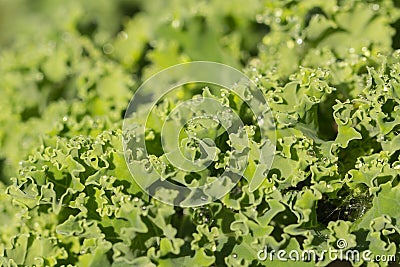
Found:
[371,4,380,11]
[256,14,264,23]
[171,19,181,28]
[200,195,207,201]
[62,116,68,122]
[233,253,238,258]
[307,150,315,156]
[133,197,139,202]
[102,43,114,54]
[357,94,366,100]
[118,31,128,40]
[142,206,147,211]
[296,38,303,45]
[192,207,213,225]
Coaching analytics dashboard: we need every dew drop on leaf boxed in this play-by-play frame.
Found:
[371,4,380,11]
[118,31,128,40]
[102,43,114,54]
[307,150,315,156]
[192,206,213,225]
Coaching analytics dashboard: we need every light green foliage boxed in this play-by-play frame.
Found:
[0,0,399,266]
